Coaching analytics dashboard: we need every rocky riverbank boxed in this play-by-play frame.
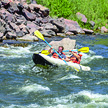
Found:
[0,0,107,44]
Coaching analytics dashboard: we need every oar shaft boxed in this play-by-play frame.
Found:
[63,49,78,52]
[45,40,68,65]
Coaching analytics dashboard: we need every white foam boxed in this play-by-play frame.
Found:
[58,74,80,81]
[20,84,50,94]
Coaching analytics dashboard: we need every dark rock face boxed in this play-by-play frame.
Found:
[0,0,95,43]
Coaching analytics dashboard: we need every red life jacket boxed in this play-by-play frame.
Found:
[52,52,66,59]
[69,54,82,64]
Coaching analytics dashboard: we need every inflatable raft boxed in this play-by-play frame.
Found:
[32,53,91,71]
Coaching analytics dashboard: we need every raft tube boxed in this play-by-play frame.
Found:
[32,53,91,71]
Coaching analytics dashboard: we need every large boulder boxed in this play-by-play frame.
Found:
[64,19,84,34]
[45,38,76,54]
[22,9,36,21]
[50,18,66,33]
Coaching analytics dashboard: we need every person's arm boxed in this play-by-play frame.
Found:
[48,47,53,54]
[69,50,80,61]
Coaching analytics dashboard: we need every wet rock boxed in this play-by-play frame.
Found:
[16,34,38,41]
[76,12,87,23]
[83,28,94,34]
[64,19,84,34]
[22,8,36,21]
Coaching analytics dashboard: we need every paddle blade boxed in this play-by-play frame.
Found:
[34,30,45,41]
[41,50,50,55]
[78,47,89,53]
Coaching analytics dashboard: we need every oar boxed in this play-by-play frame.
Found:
[34,30,68,65]
[63,47,89,53]
[41,47,89,55]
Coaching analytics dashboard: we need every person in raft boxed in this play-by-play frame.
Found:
[48,46,66,59]
[67,50,82,64]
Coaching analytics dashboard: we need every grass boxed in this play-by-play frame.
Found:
[27,0,108,31]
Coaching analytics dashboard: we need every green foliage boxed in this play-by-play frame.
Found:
[36,0,108,30]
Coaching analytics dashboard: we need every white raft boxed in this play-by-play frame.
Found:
[32,53,91,71]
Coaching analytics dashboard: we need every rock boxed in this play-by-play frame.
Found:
[45,38,76,54]
[22,9,36,21]
[41,23,58,32]
[0,8,12,20]
[0,26,6,33]
[64,19,84,34]
[1,0,10,6]
[89,21,95,27]
[50,18,66,33]
[26,21,39,34]
[101,26,108,33]
[40,30,56,37]
[57,33,66,37]
[83,28,94,34]
[65,31,74,36]
[0,18,6,27]
[0,32,3,42]
[32,4,49,17]
[16,34,38,41]
[5,24,12,32]
[76,12,87,23]
[16,30,25,37]
[6,32,16,39]
[7,2,19,13]
[8,22,20,31]
[0,1,2,8]
[19,24,29,34]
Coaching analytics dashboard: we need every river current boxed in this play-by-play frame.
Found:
[0,34,108,108]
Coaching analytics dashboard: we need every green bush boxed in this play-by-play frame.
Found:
[34,0,108,30]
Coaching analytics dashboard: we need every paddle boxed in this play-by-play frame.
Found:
[41,47,89,55]
[63,47,89,53]
[34,30,68,65]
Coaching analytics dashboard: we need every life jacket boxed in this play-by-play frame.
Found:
[69,54,82,64]
[52,52,66,59]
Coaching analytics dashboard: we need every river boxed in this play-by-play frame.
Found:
[0,34,108,108]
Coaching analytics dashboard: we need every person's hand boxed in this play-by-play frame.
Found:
[69,50,72,52]
[51,47,53,49]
